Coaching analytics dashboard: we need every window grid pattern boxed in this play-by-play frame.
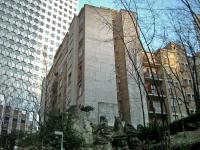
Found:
[0,0,78,110]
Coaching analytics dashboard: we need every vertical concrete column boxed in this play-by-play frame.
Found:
[16,111,21,131]
[25,111,29,132]
[0,105,4,134]
[7,108,14,134]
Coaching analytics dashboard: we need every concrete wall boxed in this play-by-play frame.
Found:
[84,6,118,125]
[120,11,149,127]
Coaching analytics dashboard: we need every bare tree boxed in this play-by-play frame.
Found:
[168,0,200,114]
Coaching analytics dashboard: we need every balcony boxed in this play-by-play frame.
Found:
[148,106,167,115]
[143,61,161,68]
[147,89,166,98]
[143,55,161,68]
[148,100,168,115]
[144,72,163,81]
[148,110,168,115]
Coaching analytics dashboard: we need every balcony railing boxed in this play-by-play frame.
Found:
[147,89,166,97]
[148,107,167,114]
[148,110,167,115]
[144,72,163,81]
[143,56,161,67]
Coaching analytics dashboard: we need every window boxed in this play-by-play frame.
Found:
[41,15,44,19]
[50,47,54,52]
[68,73,72,85]
[188,79,192,86]
[78,84,82,96]
[187,94,191,101]
[44,45,48,49]
[49,54,53,59]
[183,79,187,86]
[52,20,56,25]
[191,95,195,101]
[48,12,51,16]
[51,33,55,38]
[48,6,52,10]
[35,65,39,71]
[40,29,43,33]
[54,8,57,12]
[57,29,61,33]
[150,85,156,94]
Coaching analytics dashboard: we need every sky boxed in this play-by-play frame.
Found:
[77,0,196,50]
[78,0,115,11]
[78,0,176,12]
[77,0,176,49]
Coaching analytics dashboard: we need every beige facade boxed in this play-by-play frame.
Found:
[41,5,149,127]
[143,42,196,123]
[143,52,169,124]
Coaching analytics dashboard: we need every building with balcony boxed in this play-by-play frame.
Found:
[0,0,78,133]
[143,52,169,124]
[143,43,196,123]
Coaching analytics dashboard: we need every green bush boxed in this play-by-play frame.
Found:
[170,114,200,135]
[19,112,85,149]
[137,123,163,142]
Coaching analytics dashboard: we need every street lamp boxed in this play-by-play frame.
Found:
[54,131,63,150]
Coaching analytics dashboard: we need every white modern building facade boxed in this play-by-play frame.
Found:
[0,0,78,133]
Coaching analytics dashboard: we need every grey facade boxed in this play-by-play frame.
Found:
[0,105,36,134]
[0,0,78,133]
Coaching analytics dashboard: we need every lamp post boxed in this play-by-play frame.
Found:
[54,131,63,150]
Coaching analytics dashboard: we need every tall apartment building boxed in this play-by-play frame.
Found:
[0,0,78,133]
[143,42,196,123]
[159,43,196,121]
[143,52,169,124]
[41,5,149,127]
